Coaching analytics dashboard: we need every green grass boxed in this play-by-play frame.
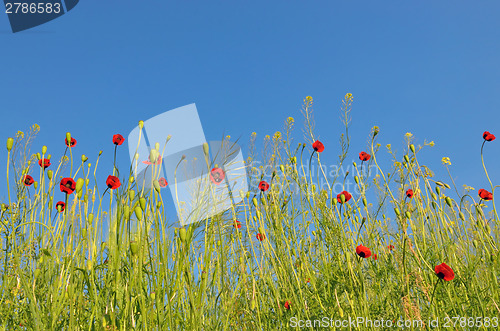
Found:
[0,94,499,330]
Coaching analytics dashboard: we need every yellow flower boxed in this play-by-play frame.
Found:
[287,117,294,123]
[442,157,451,165]
[405,132,413,139]
[305,96,313,102]
[386,144,392,150]
[429,141,435,147]
[273,131,282,140]
[463,184,474,191]
[265,135,270,140]
[226,135,231,140]
[251,132,257,137]
[16,131,24,138]
[345,93,353,100]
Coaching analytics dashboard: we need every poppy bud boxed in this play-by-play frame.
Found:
[130,241,139,255]
[153,180,161,193]
[42,145,47,155]
[445,197,453,208]
[167,134,172,142]
[431,201,437,209]
[260,197,267,206]
[203,142,209,157]
[34,181,38,189]
[291,156,296,164]
[354,176,359,184]
[47,170,53,180]
[431,193,437,201]
[405,211,411,219]
[258,226,265,234]
[280,164,285,173]
[340,194,346,204]
[251,299,257,310]
[34,268,41,278]
[179,228,187,243]
[83,194,88,203]
[99,150,103,156]
[256,210,262,220]
[123,206,130,219]
[134,206,143,220]
[81,155,88,162]
[444,183,451,189]
[404,155,410,163]
[138,120,144,129]
[6,137,13,152]
[410,144,415,154]
[82,228,87,238]
[77,189,83,199]
[394,208,401,216]
[353,161,357,168]
[36,153,41,160]
[129,176,134,183]
[139,197,146,210]
[435,186,441,196]
[149,149,158,164]
[129,190,135,201]
[88,213,94,223]
[362,198,367,207]
[252,198,258,207]
[150,292,156,300]
[459,212,465,221]
[157,201,162,209]
[47,154,51,160]
[76,178,84,192]
[66,132,72,146]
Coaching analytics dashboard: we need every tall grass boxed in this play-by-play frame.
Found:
[0,94,499,330]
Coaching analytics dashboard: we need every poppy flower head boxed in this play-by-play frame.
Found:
[106,175,121,190]
[406,189,414,198]
[159,177,168,187]
[483,131,496,142]
[113,134,125,146]
[60,178,76,194]
[23,175,34,186]
[435,263,455,281]
[256,233,266,241]
[478,189,493,201]
[233,220,242,229]
[312,140,325,153]
[209,167,225,185]
[359,151,371,162]
[356,245,372,258]
[38,158,51,169]
[142,155,162,165]
[284,301,291,310]
[373,254,377,260]
[55,201,65,212]
[387,245,395,251]
[336,190,352,204]
[259,181,270,192]
[65,137,77,147]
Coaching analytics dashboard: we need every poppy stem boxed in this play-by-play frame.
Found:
[429,278,441,308]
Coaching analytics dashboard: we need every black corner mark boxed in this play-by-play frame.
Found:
[4,0,79,33]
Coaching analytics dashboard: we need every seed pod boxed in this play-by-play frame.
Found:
[66,132,72,146]
[459,212,465,221]
[6,138,13,152]
[81,155,88,162]
[353,162,357,168]
[405,211,411,219]
[155,142,160,152]
[134,206,143,220]
[129,190,135,201]
[130,241,139,255]
[83,194,88,203]
[252,198,258,207]
[354,176,359,184]
[36,153,41,160]
[291,156,296,164]
[42,145,47,155]
[431,201,437,209]
[445,197,453,208]
[256,210,262,220]
[258,226,265,235]
[129,176,134,183]
[34,181,38,189]
[47,170,53,180]
[150,292,156,300]
[394,208,401,216]
[340,194,346,204]
[404,155,410,163]
[435,186,441,195]
[203,142,209,157]
[410,144,415,154]
[179,228,187,243]
[138,120,144,129]
[362,198,367,207]
[76,178,84,192]
[279,164,285,173]
[250,299,257,310]
[153,180,161,193]
[82,228,87,238]
[88,213,94,223]
[260,197,267,206]
[123,206,130,219]
[157,201,162,209]
[431,193,437,201]
[139,197,146,210]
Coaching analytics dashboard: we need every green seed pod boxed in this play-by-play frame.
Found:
[445,196,453,208]
[405,211,411,219]
[444,183,451,189]
[129,176,134,183]
[435,186,441,196]
[260,197,267,206]
[42,145,47,155]
[83,194,88,203]
[129,190,135,201]
[130,241,139,255]
[258,226,265,235]
[123,206,130,219]
[353,161,357,168]
[6,137,14,152]
[280,164,285,173]
[252,198,258,207]
[431,193,437,201]
[36,153,41,160]
[410,144,415,154]
[88,213,94,223]
[473,239,478,248]
[431,201,437,209]
[149,149,158,164]
[82,228,87,238]
[139,197,146,210]
[394,207,401,216]
[34,181,38,189]
[250,299,257,310]
[77,189,83,199]
[47,154,51,160]
[47,170,53,180]
[157,201,162,209]
[153,180,161,193]
[459,212,465,221]
[66,132,72,146]
[76,178,84,192]
[203,142,209,157]
[179,228,187,243]
[404,155,410,163]
[362,198,367,207]
[340,194,346,204]
[134,206,143,220]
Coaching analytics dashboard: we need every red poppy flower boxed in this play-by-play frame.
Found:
[356,245,372,258]
[259,181,270,192]
[65,137,77,147]
[359,151,371,161]
[55,201,65,212]
[284,301,291,310]
[256,233,266,241]
[233,220,242,229]
[312,140,325,153]
[113,134,125,146]
[23,175,34,186]
[159,177,168,187]
[387,245,395,251]
[373,254,377,260]
[38,158,51,169]
[306,278,310,283]
[478,189,493,201]
[336,190,352,204]
[60,178,76,194]
[106,175,121,189]
[483,131,496,142]
[209,167,225,185]
[434,263,455,281]
[406,189,414,198]
[142,155,162,165]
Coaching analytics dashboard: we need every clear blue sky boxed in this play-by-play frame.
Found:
[1,1,499,211]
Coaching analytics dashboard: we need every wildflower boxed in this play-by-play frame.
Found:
[56,201,65,212]
[434,263,455,281]
[305,96,313,102]
[65,137,77,147]
[483,131,496,142]
[442,157,451,165]
[359,151,371,161]
[233,220,242,229]
[387,245,395,251]
[478,189,493,201]
[284,301,291,310]
[406,189,414,198]
[373,254,378,260]
[463,184,474,191]
[356,245,372,258]
[273,132,282,140]
[405,132,413,139]
[256,233,266,241]
[106,175,121,189]
[159,177,168,187]
[210,167,225,185]
[312,140,325,153]
[345,93,352,100]
[38,158,51,169]
[259,181,270,192]
[429,141,435,147]
[336,191,352,204]
[23,175,34,186]
[60,178,76,194]
[287,117,294,123]
[113,134,125,146]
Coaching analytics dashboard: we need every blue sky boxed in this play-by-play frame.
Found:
[1,1,499,216]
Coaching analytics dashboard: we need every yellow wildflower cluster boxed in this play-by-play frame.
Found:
[442,157,451,166]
